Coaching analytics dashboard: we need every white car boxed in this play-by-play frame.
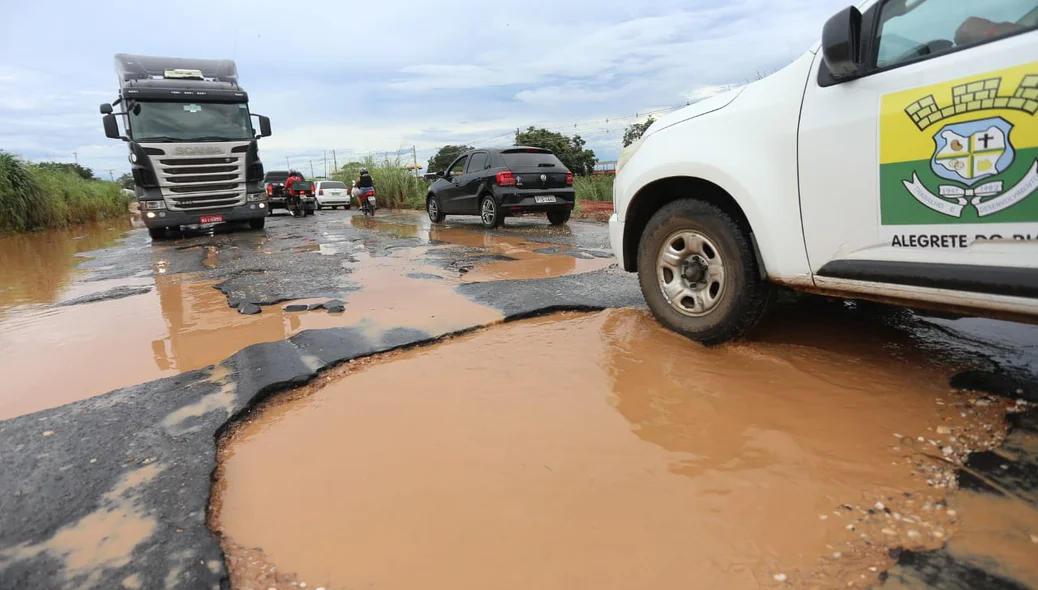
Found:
[314,180,351,210]
[611,0,1038,345]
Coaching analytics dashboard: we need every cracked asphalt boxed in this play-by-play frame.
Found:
[0,209,1036,589]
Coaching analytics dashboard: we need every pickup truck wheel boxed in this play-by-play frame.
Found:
[637,199,773,345]
[248,217,265,230]
[147,227,166,240]
[547,210,571,226]
[480,196,502,228]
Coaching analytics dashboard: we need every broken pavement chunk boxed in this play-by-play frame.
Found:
[237,302,262,315]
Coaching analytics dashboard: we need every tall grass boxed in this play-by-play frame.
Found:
[574,175,614,201]
[0,153,130,234]
[332,155,426,209]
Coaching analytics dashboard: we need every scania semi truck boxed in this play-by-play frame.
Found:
[100,53,273,240]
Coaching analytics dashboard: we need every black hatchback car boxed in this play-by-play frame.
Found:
[426,146,575,228]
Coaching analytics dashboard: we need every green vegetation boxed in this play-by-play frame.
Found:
[0,153,131,234]
[573,175,613,201]
[426,145,474,174]
[514,127,597,176]
[623,116,656,148]
[332,155,426,209]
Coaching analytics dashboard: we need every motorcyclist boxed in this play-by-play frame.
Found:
[284,170,305,213]
[353,167,375,209]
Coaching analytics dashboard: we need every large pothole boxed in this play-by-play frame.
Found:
[210,307,1020,590]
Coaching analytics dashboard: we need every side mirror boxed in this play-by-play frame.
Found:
[102,114,125,141]
[436,170,445,178]
[257,115,272,138]
[821,6,863,80]
[99,103,113,115]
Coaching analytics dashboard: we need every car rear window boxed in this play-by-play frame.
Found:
[322,181,347,189]
[265,172,289,182]
[500,150,565,169]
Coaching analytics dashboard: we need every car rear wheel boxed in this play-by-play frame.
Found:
[147,226,166,240]
[637,199,774,345]
[547,210,571,226]
[480,195,502,229]
[427,196,446,223]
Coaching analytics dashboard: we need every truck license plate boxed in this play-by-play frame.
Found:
[535,196,556,204]
[199,215,224,224]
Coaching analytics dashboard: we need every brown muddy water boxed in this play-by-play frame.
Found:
[0,217,608,419]
[212,307,1021,590]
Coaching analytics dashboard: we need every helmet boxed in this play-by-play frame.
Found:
[359,167,369,174]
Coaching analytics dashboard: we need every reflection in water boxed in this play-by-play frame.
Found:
[0,218,135,311]
[215,308,983,590]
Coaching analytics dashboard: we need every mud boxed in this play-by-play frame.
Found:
[213,308,1019,590]
[0,213,610,420]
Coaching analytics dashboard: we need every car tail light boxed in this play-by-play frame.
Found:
[266,184,273,195]
[566,172,573,184]
[319,189,324,195]
[496,171,516,186]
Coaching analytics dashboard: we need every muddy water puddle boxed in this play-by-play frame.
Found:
[213,307,1018,590]
[0,216,606,419]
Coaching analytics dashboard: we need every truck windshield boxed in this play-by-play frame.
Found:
[129,102,254,142]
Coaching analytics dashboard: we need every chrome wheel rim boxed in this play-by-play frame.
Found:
[656,230,726,317]
[481,199,496,225]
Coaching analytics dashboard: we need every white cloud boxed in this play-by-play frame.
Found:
[0,0,849,174]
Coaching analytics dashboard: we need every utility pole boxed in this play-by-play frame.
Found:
[412,145,419,180]
[323,150,328,177]
[286,156,290,169]
[332,150,338,177]
[73,152,78,164]
[309,160,314,178]
[107,169,115,181]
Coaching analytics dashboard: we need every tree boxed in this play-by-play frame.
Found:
[514,127,597,176]
[35,161,94,180]
[118,173,134,190]
[427,145,474,173]
[622,116,656,148]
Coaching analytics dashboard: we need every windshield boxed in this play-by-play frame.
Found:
[129,101,254,142]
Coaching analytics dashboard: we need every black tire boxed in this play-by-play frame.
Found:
[249,217,265,230]
[147,226,166,240]
[547,210,571,226]
[427,195,446,223]
[637,199,774,345]
[479,195,502,229]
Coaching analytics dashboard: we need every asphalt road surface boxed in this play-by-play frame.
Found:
[0,209,1035,590]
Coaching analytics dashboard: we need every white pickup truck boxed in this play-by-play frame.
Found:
[610,0,1038,344]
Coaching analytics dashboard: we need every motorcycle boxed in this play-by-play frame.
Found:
[286,180,317,218]
[353,182,377,216]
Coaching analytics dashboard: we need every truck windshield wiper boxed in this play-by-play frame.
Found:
[185,136,244,142]
[136,136,181,143]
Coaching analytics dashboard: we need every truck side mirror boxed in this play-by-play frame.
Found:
[99,103,113,115]
[821,6,863,80]
[102,114,125,141]
[255,114,272,138]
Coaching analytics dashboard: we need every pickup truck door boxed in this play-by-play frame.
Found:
[798,0,1038,306]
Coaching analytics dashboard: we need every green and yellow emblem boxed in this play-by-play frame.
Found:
[880,62,1038,225]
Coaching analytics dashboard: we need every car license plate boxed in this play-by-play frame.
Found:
[535,196,556,204]
[199,215,224,224]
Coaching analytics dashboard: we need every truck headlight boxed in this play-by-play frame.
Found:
[615,137,645,177]
[140,200,166,210]
[247,193,264,202]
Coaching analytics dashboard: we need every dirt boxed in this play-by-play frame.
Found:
[212,308,1019,590]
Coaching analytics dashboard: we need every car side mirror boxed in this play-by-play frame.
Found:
[102,114,126,141]
[436,170,446,178]
[99,103,113,115]
[821,5,863,80]
[254,114,272,138]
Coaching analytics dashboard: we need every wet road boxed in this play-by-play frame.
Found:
[1,209,1037,590]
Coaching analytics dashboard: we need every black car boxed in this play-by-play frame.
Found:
[426,146,575,228]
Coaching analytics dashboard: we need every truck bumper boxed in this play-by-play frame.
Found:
[141,203,268,229]
[608,213,627,271]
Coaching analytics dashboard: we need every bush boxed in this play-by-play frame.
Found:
[0,152,131,234]
[333,155,426,209]
[573,175,613,201]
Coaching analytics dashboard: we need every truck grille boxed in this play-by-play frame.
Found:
[156,152,246,211]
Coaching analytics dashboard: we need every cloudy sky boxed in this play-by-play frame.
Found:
[0,0,850,178]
